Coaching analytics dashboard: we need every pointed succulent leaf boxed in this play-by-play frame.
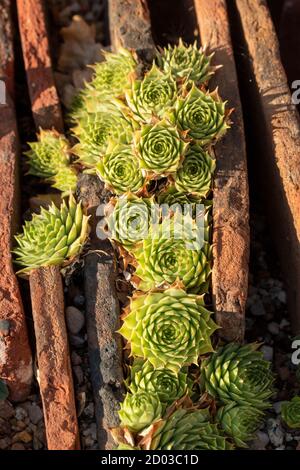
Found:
[281,396,300,429]
[174,144,215,197]
[14,194,89,273]
[128,359,188,409]
[157,39,215,86]
[140,408,233,450]
[170,84,229,144]
[118,391,162,432]
[71,101,135,167]
[201,343,275,409]
[106,194,158,251]
[51,166,78,193]
[132,216,212,293]
[157,186,201,207]
[119,288,218,371]
[24,129,70,178]
[126,64,177,121]
[217,403,264,448]
[96,145,145,195]
[135,120,187,176]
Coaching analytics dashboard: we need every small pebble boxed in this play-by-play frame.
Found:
[66,306,85,335]
[267,418,284,447]
[286,433,294,442]
[262,345,274,362]
[73,294,85,308]
[27,404,43,425]
[73,365,84,385]
[0,437,11,450]
[15,406,28,421]
[0,319,10,335]
[12,431,32,444]
[251,431,270,450]
[83,403,94,419]
[250,300,266,317]
[273,402,283,414]
[275,445,286,450]
[279,318,290,329]
[69,334,86,348]
[71,351,82,365]
[11,443,26,450]
[268,322,280,335]
[0,401,14,420]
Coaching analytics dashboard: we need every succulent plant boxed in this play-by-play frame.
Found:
[96,145,145,195]
[51,166,78,193]
[132,217,212,293]
[25,129,70,178]
[0,379,8,401]
[71,101,135,167]
[126,64,177,121]
[217,403,264,448]
[128,359,188,409]
[157,39,214,86]
[106,194,158,251]
[171,84,229,144]
[201,343,274,409]
[174,144,216,197]
[118,391,163,432]
[85,47,137,102]
[119,288,218,371]
[135,120,187,176]
[14,194,89,273]
[281,396,300,429]
[140,408,233,450]
[157,186,201,208]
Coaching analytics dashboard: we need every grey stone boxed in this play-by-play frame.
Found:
[66,306,85,335]
[267,418,284,447]
[262,345,274,362]
[27,404,43,424]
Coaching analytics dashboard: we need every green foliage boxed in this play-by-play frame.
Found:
[119,288,218,371]
[201,343,274,409]
[281,396,300,429]
[14,194,89,273]
[118,391,162,432]
[141,408,233,450]
[217,403,264,448]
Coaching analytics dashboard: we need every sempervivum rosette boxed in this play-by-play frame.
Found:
[157,186,201,208]
[174,144,216,197]
[140,408,233,450]
[106,194,157,251]
[118,391,162,432]
[135,120,187,176]
[14,194,89,273]
[281,397,300,429]
[201,343,274,409]
[157,39,214,86]
[132,217,212,293]
[217,403,264,448]
[171,84,229,144]
[84,47,137,102]
[118,288,218,371]
[72,101,135,167]
[126,64,177,121]
[51,166,78,193]
[25,129,70,178]
[96,145,145,195]
[128,359,188,409]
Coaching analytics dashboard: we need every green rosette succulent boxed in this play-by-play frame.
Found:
[106,194,158,251]
[157,39,214,86]
[25,129,70,178]
[119,288,218,371]
[281,396,300,429]
[51,166,78,193]
[171,84,229,144]
[201,343,274,409]
[174,144,216,197]
[85,47,137,102]
[132,217,211,293]
[126,64,177,121]
[118,391,162,432]
[14,194,89,273]
[157,186,201,208]
[136,120,187,176]
[71,101,135,167]
[128,359,188,409]
[141,408,233,450]
[96,145,145,195]
[217,403,264,448]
